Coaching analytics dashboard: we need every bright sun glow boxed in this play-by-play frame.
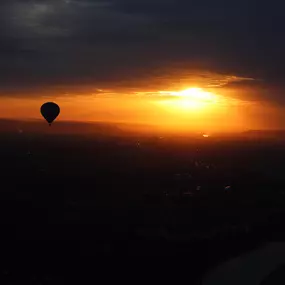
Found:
[157,87,220,112]
[175,88,218,109]
[179,88,216,100]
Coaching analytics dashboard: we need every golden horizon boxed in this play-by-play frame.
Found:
[0,79,281,132]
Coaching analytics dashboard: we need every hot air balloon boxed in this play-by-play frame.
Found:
[40,102,60,126]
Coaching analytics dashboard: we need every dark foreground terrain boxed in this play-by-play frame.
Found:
[1,124,285,284]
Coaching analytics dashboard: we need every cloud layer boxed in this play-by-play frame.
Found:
[1,0,285,103]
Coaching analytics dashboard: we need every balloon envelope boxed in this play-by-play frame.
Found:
[40,102,60,125]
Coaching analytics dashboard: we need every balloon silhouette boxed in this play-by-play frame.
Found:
[40,102,60,126]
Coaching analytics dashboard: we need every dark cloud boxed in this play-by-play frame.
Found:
[1,0,285,102]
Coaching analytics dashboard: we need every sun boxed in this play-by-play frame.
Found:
[150,87,230,120]
[175,88,218,109]
[179,88,216,100]
[157,87,219,112]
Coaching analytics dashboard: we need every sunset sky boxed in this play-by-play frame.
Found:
[1,0,285,132]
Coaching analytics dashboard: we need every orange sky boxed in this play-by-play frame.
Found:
[0,73,284,133]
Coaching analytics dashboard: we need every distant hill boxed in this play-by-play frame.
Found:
[6,118,285,139]
[0,119,160,137]
[244,130,285,138]
[0,119,123,135]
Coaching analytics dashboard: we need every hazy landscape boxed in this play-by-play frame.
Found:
[0,120,285,283]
